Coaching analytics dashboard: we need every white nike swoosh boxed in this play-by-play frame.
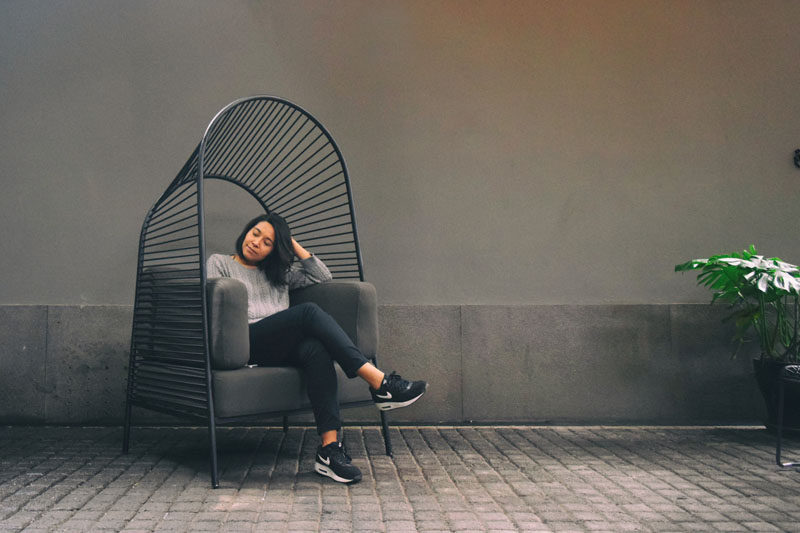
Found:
[318,454,330,465]
[375,391,392,399]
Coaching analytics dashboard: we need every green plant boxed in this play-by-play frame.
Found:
[675,245,800,363]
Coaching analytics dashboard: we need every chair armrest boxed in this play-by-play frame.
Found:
[290,281,378,358]
[206,277,250,370]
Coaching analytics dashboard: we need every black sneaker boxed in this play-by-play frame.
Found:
[314,442,362,484]
[370,371,427,411]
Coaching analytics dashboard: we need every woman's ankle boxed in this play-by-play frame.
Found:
[321,430,338,447]
[356,363,385,390]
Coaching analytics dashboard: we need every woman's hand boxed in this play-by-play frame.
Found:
[291,238,312,260]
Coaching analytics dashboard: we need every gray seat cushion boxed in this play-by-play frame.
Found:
[213,364,371,418]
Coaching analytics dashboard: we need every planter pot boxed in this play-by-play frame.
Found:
[753,358,800,433]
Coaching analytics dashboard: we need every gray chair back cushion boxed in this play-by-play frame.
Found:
[290,281,378,358]
[205,278,378,370]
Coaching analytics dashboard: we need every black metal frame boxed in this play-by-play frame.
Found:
[123,96,392,488]
[776,364,800,468]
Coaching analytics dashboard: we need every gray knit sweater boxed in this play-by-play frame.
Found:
[206,254,332,323]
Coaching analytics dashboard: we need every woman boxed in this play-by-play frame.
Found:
[206,213,427,484]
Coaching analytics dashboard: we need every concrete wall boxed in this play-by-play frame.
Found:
[0,303,762,426]
[1,1,799,307]
[0,1,796,425]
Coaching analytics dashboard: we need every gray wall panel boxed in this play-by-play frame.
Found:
[461,304,763,424]
[0,306,47,423]
[45,306,131,424]
[668,304,762,423]
[375,305,462,423]
[462,305,671,422]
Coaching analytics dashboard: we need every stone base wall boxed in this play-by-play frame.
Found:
[0,304,763,426]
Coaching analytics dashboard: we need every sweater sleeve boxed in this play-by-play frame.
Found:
[286,255,332,290]
[206,254,228,278]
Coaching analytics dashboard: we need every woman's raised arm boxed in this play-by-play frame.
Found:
[291,238,312,260]
[286,239,332,289]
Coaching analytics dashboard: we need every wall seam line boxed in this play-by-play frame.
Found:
[43,305,49,423]
[459,305,464,423]
[668,304,674,359]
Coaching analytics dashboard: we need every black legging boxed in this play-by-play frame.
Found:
[248,302,370,434]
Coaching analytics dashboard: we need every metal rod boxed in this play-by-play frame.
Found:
[279,191,348,220]
[257,132,329,199]
[314,251,359,257]
[292,221,352,237]
[141,234,199,249]
[248,111,310,193]
[212,99,269,178]
[219,100,278,180]
[202,100,256,170]
[143,220,199,242]
[272,161,342,210]
[247,108,305,192]
[284,202,350,223]
[236,104,292,188]
[146,208,199,235]
[298,230,357,243]
[149,184,197,223]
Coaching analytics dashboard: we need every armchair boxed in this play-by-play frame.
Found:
[123,96,392,488]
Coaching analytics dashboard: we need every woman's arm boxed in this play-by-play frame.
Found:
[286,239,332,289]
[291,238,312,260]
[206,254,229,278]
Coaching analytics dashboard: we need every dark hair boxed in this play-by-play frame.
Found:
[234,212,294,286]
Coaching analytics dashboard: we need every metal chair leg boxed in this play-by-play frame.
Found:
[777,377,785,466]
[122,400,132,454]
[776,375,800,468]
[208,419,220,488]
[380,410,393,457]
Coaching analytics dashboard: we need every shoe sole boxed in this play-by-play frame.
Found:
[374,389,426,411]
[314,462,361,484]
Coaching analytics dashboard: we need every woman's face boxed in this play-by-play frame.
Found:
[240,221,275,265]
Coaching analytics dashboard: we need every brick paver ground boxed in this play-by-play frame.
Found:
[0,426,799,532]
